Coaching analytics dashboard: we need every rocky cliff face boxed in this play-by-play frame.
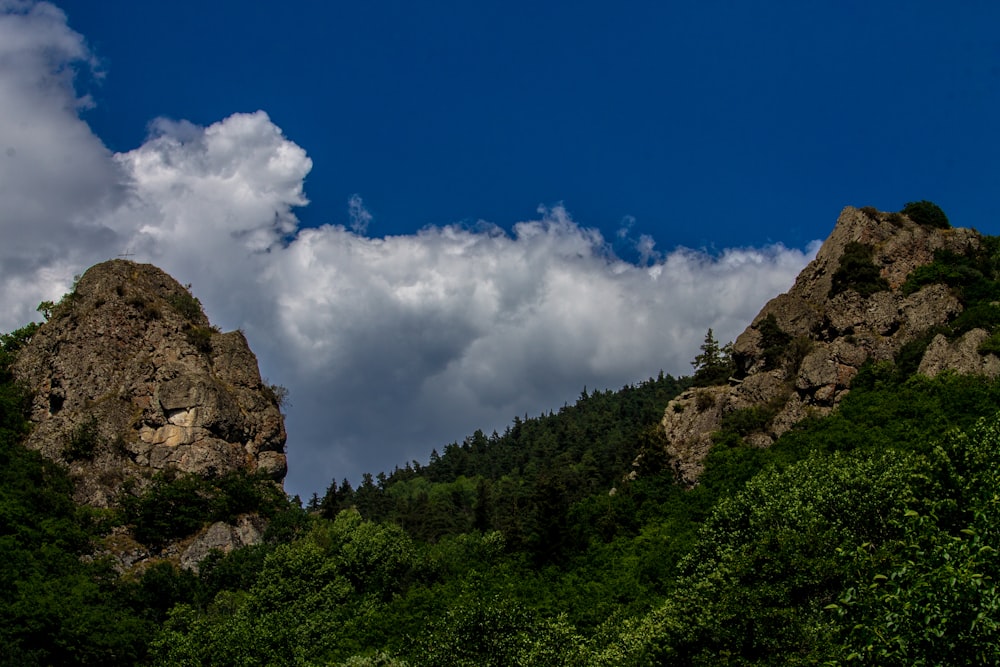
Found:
[12,260,286,567]
[660,206,990,485]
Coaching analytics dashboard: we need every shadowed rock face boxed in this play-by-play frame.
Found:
[13,259,287,509]
[659,206,986,486]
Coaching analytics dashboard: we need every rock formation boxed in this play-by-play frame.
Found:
[660,206,989,485]
[13,259,286,567]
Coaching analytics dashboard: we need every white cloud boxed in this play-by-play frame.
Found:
[0,1,818,499]
[348,193,372,234]
[0,0,123,324]
[112,110,311,259]
[251,211,815,495]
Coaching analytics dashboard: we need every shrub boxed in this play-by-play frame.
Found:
[120,470,286,548]
[695,390,715,412]
[901,200,950,228]
[184,325,213,354]
[62,416,102,461]
[859,206,880,221]
[263,382,290,409]
[979,331,1000,357]
[901,248,986,298]
[757,314,792,371]
[126,295,161,321]
[120,472,211,546]
[168,291,204,322]
[0,323,39,377]
[950,303,1000,336]
[829,242,889,298]
[720,405,774,437]
[785,335,814,376]
[894,327,947,379]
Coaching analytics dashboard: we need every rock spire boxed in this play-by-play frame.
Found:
[13,259,287,507]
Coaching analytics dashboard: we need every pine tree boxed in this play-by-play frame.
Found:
[692,328,734,386]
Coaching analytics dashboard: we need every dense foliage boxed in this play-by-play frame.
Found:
[6,221,1000,664]
[119,469,290,548]
[0,324,303,665]
[829,241,889,298]
[130,364,1000,666]
[902,200,951,229]
[316,372,690,564]
[1,325,149,665]
[898,234,1000,367]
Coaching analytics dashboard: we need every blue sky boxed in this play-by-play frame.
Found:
[1,1,998,498]
[57,0,1000,249]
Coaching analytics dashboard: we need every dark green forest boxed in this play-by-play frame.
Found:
[6,209,1000,665]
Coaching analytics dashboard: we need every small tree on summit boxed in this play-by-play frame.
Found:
[902,200,950,229]
[692,328,734,387]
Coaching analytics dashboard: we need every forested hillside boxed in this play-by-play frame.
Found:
[5,207,1000,665]
[7,336,1000,664]
[314,372,690,565]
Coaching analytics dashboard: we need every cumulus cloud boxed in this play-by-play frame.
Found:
[0,0,123,324]
[0,1,818,498]
[252,210,815,495]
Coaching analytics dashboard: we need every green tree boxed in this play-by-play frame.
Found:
[593,450,917,665]
[0,327,150,665]
[151,510,418,666]
[830,242,889,298]
[901,200,950,229]
[419,592,587,667]
[832,418,1000,664]
[691,328,734,386]
[757,313,792,371]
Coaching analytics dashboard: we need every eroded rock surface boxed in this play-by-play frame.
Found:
[12,260,286,566]
[661,206,983,485]
[179,515,266,572]
[918,329,1000,378]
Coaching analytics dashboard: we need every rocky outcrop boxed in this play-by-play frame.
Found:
[12,260,286,566]
[179,516,266,572]
[660,206,982,485]
[918,329,1000,378]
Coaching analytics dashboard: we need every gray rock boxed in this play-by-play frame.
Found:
[179,515,265,572]
[12,259,287,568]
[658,206,986,486]
[918,329,1000,378]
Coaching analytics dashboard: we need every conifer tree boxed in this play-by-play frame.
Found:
[692,328,734,386]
